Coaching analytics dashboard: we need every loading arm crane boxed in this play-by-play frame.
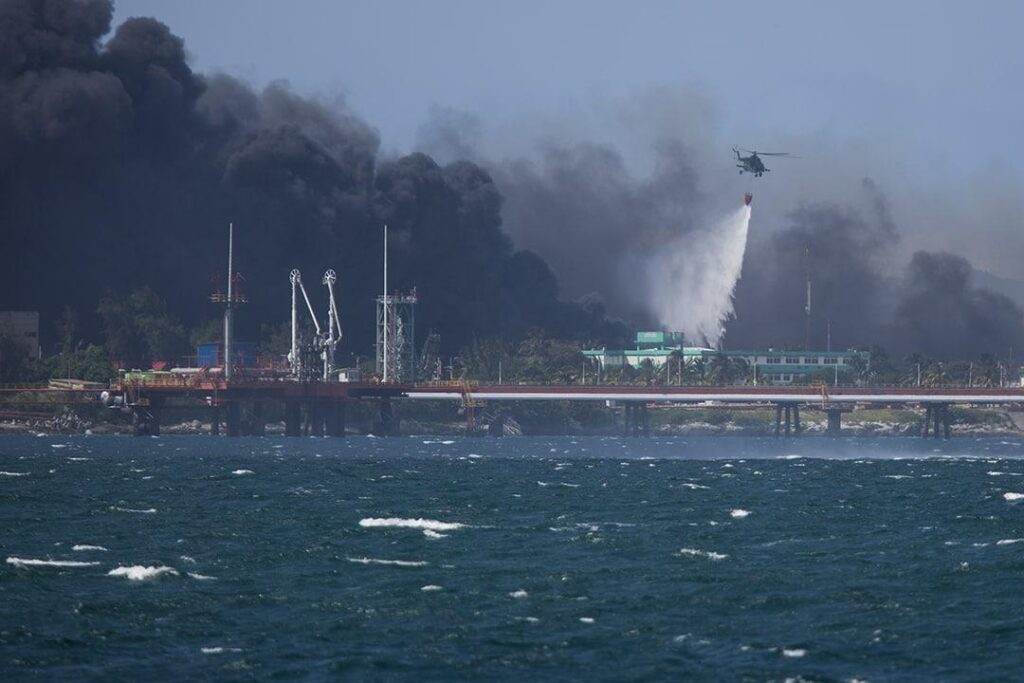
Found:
[322,269,343,381]
[289,269,323,379]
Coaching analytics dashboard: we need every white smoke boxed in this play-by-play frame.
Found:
[648,204,752,347]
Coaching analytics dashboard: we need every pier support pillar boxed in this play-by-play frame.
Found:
[284,400,301,437]
[922,405,931,438]
[326,399,347,437]
[623,404,632,437]
[374,397,396,436]
[943,404,952,439]
[774,404,782,437]
[827,408,842,436]
[211,406,220,436]
[640,404,650,437]
[793,405,801,435]
[784,404,792,436]
[488,412,505,437]
[309,400,325,437]
[251,401,266,437]
[226,402,241,437]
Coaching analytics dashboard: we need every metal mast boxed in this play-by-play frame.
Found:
[224,223,234,380]
[289,269,301,378]
[382,224,389,383]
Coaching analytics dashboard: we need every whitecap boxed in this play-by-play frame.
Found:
[676,548,728,561]
[997,538,1024,545]
[359,517,465,532]
[107,565,179,581]
[1003,492,1024,501]
[509,589,529,599]
[422,529,448,539]
[201,646,241,654]
[232,469,254,476]
[782,648,806,658]
[0,471,29,477]
[680,482,710,490]
[579,617,595,624]
[346,557,428,567]
[188,572,217,580]
[111,506,157,514]
[730,509,751,519]
[72,544,109,552]
[179,555,197,564]
[421,584,443,591]
[7,557,100,568]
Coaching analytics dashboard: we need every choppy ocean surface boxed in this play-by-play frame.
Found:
[3,434,1024,681]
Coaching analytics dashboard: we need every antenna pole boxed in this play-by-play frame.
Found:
[290,269,300,378]
[382,224,389,383]
[224,222,234,381]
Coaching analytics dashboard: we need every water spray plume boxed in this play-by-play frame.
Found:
[648,199,752,347]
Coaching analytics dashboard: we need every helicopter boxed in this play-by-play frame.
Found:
[733,147,796,177]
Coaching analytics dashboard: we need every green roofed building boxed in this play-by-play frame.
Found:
[583,331,869,385]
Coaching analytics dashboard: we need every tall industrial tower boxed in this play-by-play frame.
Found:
[210,223,246,379]
[376,225,417,382]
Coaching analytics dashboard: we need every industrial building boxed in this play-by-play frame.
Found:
[583,331,868,384]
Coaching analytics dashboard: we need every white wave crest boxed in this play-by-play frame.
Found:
[107,565,179,581]
[201,646,241,654]
[1004,492,1024,501]
[188,572,218,580]
[509,589,529,599]
[782,648,807,658]
[72,544,109,552]
[677,548,728,561]
[0,471,29,477]
[111,506,157,514]
[232,469,254,476]
[579,617,595,624]
[359,517,465,532]
[730,509,751,518]
[7,557,100,568]
[997,538,1024,545]
[421,585,443,591]
[422,529,448,539]
[346,557,428,567]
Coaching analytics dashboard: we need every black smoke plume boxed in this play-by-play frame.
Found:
[0,0,621,358]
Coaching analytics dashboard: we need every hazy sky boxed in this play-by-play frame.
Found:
[113,1,1022,170]
[108,1,1024,280]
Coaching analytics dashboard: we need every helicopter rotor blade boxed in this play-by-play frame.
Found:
[753,151,797,157]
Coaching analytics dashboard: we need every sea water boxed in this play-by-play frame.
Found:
[2,434,1024,680]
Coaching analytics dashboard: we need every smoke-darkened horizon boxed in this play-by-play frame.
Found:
[2,0,1022,362]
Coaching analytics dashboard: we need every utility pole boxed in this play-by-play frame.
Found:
[224,223,234,381]
[382,224,389,383]
[803,245,812,351]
